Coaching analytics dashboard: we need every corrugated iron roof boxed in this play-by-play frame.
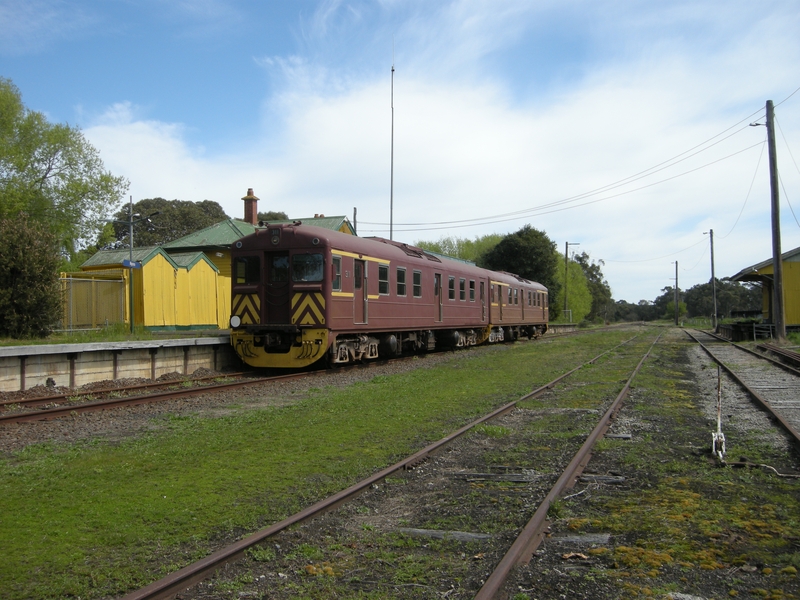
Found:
[169,251,220,272]
[730,245,800,281]
[162,219,257,250]
[81,246,172,268]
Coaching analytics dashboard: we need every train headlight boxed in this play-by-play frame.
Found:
[230,315,242,328]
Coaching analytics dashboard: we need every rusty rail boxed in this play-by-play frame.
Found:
[475,332,662,600]
[0,371,253,410]
[685,329,800,447]
[0,372,315,424]
[119,336,640,600]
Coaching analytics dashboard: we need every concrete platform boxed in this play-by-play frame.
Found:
[0,336,242,392]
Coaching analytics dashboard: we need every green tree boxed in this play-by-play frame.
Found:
[479,225,561,316]
[61,222,117,272]
[415,233,503,263]
[0,213,62,338]
[0,78,128,257]
[683,279,761,320]
[111,198,229,247]
[553,257,592,323]
[664,300,688,322]
[258,210,288,222]
[573,251,613,321]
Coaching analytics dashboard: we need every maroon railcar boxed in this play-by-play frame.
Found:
[229,223,548,368]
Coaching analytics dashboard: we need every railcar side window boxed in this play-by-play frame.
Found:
[332,256,342,291]
[378,264,390,295]
[413,270,422,297]
[448,276,456,300]
[469,280,475,301]
[508,288,512,304]
[459,278,466,301]
[292,253,323,282]
[234,256,261,284]
[397,267,407,296]
[514,288,518,305]
[271,255,289,282]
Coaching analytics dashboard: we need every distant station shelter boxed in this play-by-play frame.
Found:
[728,245,800,339]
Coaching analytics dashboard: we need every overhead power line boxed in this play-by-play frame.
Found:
[359,100,770,232]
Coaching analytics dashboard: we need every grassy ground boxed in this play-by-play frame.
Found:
[0,329,633,599]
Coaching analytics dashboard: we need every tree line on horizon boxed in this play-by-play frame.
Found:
[414,229,761,325]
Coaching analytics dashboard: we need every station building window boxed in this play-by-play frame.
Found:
[397,267,407,296]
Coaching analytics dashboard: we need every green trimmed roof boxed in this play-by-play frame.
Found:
[162,219,256,250]
[730,245,800,282]
[168,251,220,272]
[81,246,174,269]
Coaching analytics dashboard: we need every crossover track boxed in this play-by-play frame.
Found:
[120,335,642,600]
[685,329,800,448]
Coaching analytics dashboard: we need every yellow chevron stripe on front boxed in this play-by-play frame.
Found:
[291,293,325,325]
[233,294,260,325]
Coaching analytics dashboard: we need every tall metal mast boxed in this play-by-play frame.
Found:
[390,59,395,241]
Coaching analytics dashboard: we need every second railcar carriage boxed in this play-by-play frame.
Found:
[229,223,548,368]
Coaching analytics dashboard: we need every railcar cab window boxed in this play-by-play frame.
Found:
[291,254,323,282]
[448,276,456,300]
[272,255,289,282]
[378,264,390,295]
[234,256,260,285]
[332,256,342,291]
[413,270,422,297]
[397,267,407,296]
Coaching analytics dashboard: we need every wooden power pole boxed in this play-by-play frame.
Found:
[766,100,786,341]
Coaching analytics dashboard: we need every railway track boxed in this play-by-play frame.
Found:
[0,356,426,425]
[685,329,800,447]
[120,333,653,600]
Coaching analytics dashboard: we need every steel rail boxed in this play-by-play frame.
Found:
[0,372,314,424]
[475,332,662,600]
[0,372,253,410]
[0,353,432,424]
[685,329,800,447]
[697,330,800,377]
[119,336,639,600]
[756,342,800,370]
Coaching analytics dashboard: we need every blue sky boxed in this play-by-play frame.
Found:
[2,0,800,303]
